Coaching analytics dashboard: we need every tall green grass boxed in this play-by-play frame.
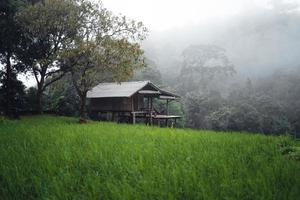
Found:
[0,115,299,199]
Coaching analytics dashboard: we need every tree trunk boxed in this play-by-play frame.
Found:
[36,87,43,114]
[5,53,18,119]
[79,92,87,123]
[70,71,87,123]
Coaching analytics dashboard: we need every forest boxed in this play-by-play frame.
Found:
[1,0,300,137]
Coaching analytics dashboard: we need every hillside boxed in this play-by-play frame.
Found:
[0,116,299,199]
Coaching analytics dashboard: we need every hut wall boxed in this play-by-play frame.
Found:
[89,95,145,112]
[133,94,145,111]
[89,97,133,112]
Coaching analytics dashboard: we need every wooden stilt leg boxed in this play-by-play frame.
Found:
[132,112,136,124]
[112,112,115,121]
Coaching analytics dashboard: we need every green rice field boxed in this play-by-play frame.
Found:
[0,115,299,199]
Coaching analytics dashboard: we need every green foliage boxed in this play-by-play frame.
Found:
[184,89,292,135]
[61,0,148,121]
[0,115,8,124]
[0,0,28,118]
[0,0,26,59]
[227,103,262,133]
[23,87,38,112]
[206,106,232,131]
[44,74,80,116]
[16,0,81,113]
[0,116,299,199]
[16,0,80,67]
[184,91,223,129]
[177,45,294,135]
[0,72,26,117]
[255,69,300,136]
[253,95,291,134]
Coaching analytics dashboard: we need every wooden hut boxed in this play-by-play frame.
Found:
[87,81,181,126]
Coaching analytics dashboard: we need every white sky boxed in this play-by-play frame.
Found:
[101,0,273,31]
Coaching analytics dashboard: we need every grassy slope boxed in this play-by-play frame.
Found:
[0,116,299,200]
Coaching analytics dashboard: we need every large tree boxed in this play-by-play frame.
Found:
[16,0,80,113]
[177,45,236,96]
[62,0,147,122]
[0,0,28,118]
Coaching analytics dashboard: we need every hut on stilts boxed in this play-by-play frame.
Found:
[87,81,181,127]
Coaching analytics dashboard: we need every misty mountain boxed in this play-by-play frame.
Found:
[142,2,300,81]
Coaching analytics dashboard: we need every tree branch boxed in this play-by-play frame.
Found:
[43,72,66,90]
[32,67,40,85]
[45,68,62,78]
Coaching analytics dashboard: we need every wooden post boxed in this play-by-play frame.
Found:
[131,97,134,112]
[150,114,153,125]
[150,97,153,111]
[150,97,153,125]
[147,97,150,111]
[132,112,136,124]
[166,99,169,115]
[144,112,147,125]
[112,112,115,121]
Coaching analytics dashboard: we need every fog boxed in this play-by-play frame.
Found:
[20,0,300,86]
[141,0,300,79]
[125,0,300,135]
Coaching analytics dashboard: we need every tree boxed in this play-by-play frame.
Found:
[23,86,38,112]
[227,103,262,133]
[16,0,80,113]
[132,59,163,85]
[228,80,292,135]
[44,74,79,116]
[0,0,28,118]
[252,94,291,135]
[62,0,147,122]
[177,45,236,96]
[255,69,300,136]
[0,71,26,116]
[206,106,233,131]
[184,91,224,129]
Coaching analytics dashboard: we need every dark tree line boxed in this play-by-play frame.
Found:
[0,0,27,118]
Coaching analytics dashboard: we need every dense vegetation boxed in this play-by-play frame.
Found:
[182,68,300,136]
[0,0,147,121]
[170,45,300,136]
[0,116,299,199]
